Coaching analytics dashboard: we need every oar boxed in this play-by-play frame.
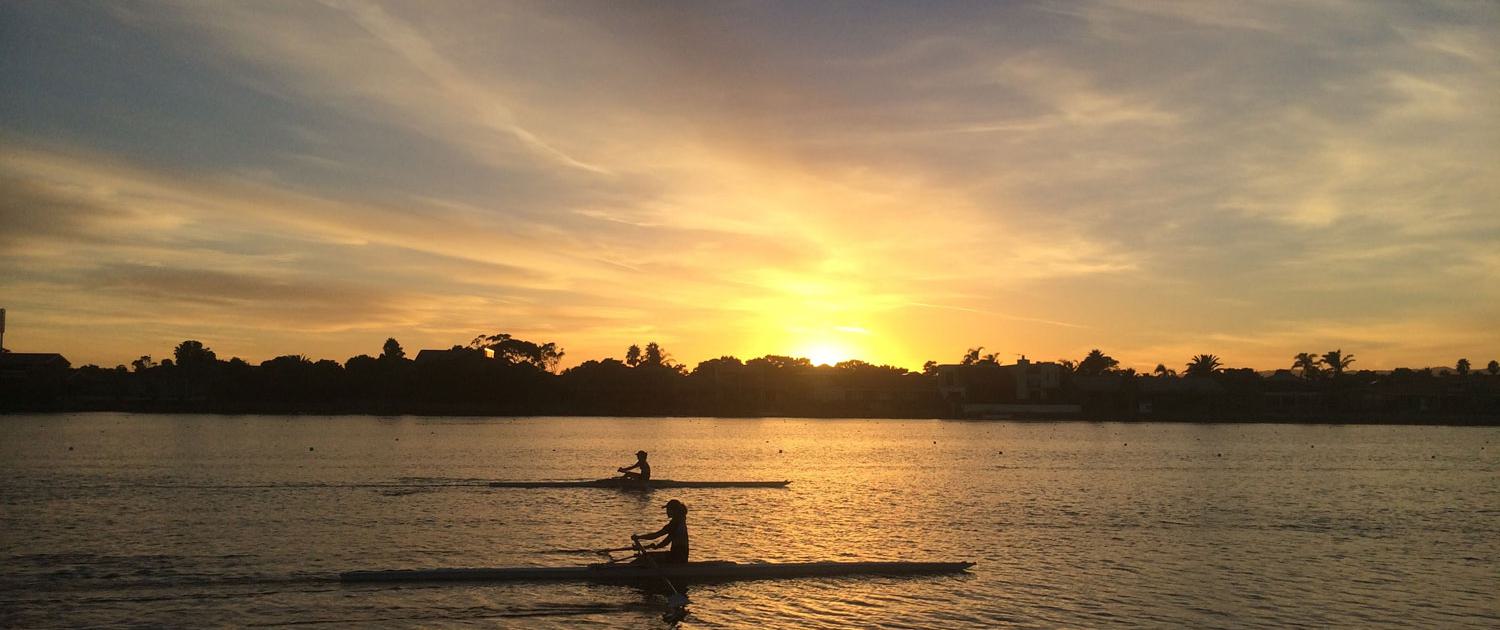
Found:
[633,538,690,616]
[548,546,635,555]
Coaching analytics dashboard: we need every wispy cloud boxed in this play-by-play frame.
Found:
[1,1,1495,369]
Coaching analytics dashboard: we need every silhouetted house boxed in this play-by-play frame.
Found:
[1262,370,1324,416]
[809,372,939,416]
[1012,357,1064,401]
[0,352,72,405]
[935,359,1073,418]
[414,347,494,364]
[1137,376,1226,418]
[1071,374,1137,418]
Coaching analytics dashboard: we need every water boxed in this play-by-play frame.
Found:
[2,414,1496,628]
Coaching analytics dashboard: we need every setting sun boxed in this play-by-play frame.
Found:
[799,344,853,367]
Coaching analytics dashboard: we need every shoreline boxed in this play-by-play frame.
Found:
[5,406,1499,427]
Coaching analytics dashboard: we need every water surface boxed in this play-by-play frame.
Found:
[2,414,1496,627]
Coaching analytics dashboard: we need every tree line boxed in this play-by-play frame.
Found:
[9,333,1500,421]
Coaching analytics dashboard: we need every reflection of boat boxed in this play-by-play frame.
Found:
[487,478,791,489]
[341,560,974,583]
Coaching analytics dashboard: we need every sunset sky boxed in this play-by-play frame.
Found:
[2,1,1497,372]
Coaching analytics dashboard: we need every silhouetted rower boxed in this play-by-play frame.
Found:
[633,499,689,564]
[617,450,650,482]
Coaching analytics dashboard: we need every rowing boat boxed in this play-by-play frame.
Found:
[487,478,791,489]
[341,560,974,583]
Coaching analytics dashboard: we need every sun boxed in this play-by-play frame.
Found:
[801,344,852,367]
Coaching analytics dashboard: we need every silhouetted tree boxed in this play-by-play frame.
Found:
[691,356,744,376]
[1292,352,1322,379]
[1057,359,1077,373]
[625,344,642,367]
[173,340,217,370]
[833,359,909,376]
[1152,363,1177,377]
[1321,349,1354,378]
[746,355,813,370]
[643,342,667,367]
[1076,349,1118,376]
[922,360,939,376]
[636,342,686,373]
[1184,354,1222,378]
[1489,360,1499,375]
[380,338,406,361]
[346,354,376,369]
[131,355,156,372]
[961,347,984,366]
[1456,358,1471,376]
[469,332,565,372]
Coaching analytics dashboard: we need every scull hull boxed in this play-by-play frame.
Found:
[341,561,974,583]
[487,478,791,489]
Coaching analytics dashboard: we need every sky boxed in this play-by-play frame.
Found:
[2,1,1497,372]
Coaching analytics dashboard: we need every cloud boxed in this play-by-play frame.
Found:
[1,1,1496,369]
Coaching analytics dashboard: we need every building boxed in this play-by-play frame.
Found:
[414,347,495,364]
[936,357,1065,403]
[934,358,1075,418]
[0,352,72,404]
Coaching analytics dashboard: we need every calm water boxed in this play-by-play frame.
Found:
[1,414,1497,628]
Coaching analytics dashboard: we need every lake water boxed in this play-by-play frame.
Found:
[1,414,1497,628]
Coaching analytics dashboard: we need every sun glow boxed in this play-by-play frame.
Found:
[800,343,854,367]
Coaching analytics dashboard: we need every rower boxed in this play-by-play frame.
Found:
[617,450,651,482]
[632,499,689,564]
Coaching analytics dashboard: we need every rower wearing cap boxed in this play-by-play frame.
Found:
[617,450,650,482]
[633,499,689,564]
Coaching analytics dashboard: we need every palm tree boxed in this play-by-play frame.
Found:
[1184,354,1222,378]
[1321,349,1354,378]
[1292,352,1322,379]
[1077,349,1119,376]
[1456,358,1471,376]
[1153,363,1177,377]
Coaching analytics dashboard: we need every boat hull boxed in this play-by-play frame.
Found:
[487,478,791,489]
[341,560,973,583]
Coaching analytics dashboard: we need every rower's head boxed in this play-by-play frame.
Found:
[664,499,687,519]
[636,450,648,460]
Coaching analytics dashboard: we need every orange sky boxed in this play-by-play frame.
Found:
[2,2,1497,372]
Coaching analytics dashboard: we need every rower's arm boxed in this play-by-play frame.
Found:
[618,461,642,472]
[634,524,669,541]
[650,527,679,549]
